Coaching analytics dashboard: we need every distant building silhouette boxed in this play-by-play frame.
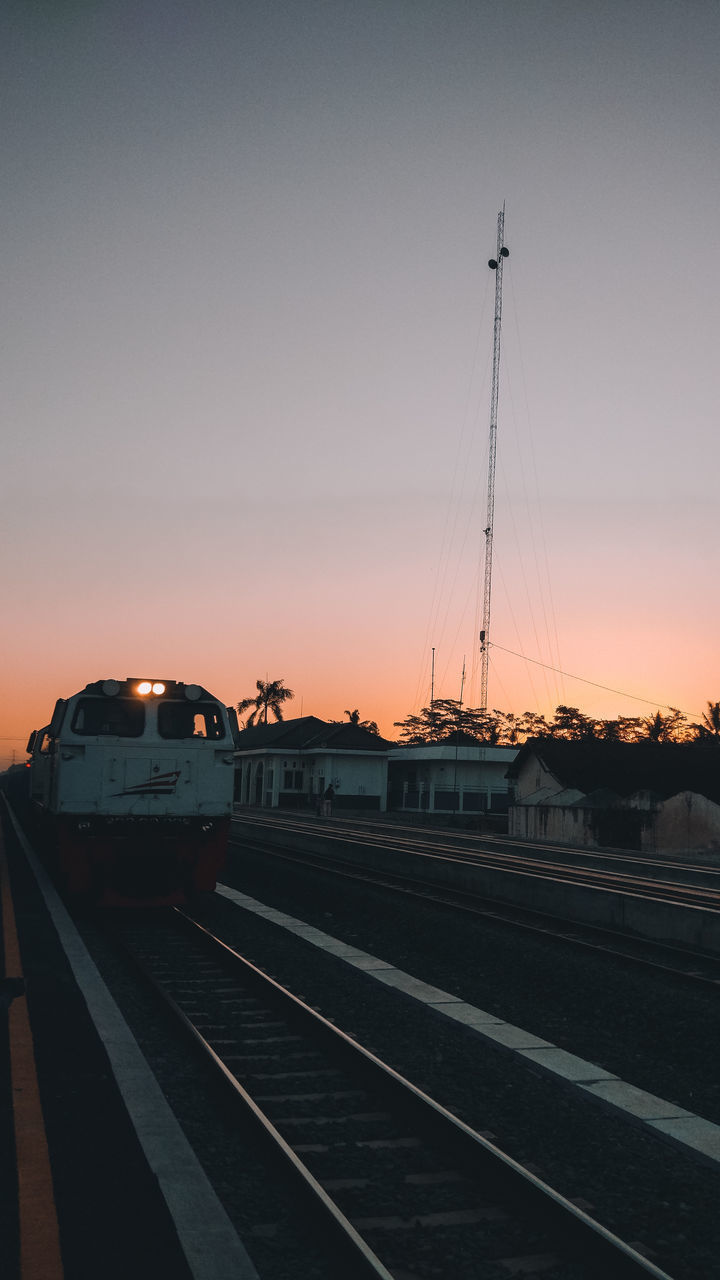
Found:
[508,740,720,854]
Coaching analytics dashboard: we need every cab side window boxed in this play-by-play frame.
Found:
[158,702,226,740]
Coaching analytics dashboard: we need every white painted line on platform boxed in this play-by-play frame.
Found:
[647,1116,720,1162]
[433,1001,504,1029]
[472,1023,553,1051]
[581,1080,692,1119]
[372,970,463,1002]
[6,815,260,1280]
[217,882,720,1168]
[346,956,396,971]
[520,1048,616,1083]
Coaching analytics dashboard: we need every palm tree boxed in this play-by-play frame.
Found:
[702,701,720,738]
[344,708,379,735]
[641,708,687,743]
[237,679,294,727]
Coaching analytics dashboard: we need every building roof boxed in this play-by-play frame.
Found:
[390,742,517,763]
[234,716,393,753]
[508,739,720,804]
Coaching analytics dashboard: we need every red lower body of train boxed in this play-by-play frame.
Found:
[43,813,229,907]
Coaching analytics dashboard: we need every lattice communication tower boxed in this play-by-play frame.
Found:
[479,209,509,712]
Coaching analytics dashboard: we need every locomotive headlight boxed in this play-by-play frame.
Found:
[137,680,166,696]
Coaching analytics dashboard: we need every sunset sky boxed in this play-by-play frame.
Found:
[2,1,720,765]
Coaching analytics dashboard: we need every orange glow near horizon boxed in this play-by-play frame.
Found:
[1,489,717,766]
[1,616,716,770]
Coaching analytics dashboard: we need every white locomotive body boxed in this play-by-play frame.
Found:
[27,677,237,905]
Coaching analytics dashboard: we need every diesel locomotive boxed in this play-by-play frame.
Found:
[26,677,238,905]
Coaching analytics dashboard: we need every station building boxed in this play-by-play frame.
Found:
[233,717,518,820]
[387,737,517,818]
[233,717,392,812]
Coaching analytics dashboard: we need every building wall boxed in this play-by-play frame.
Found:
[309,752,387,811]
[388,746,516,814]
[234,750,388,811]
[509,803,648,850]
[510,793,720,855]
[644,791,720,855]
[512,753,560,801]
[510,803,597,846]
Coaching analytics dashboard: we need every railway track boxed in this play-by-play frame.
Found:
[232,812,720,911]
[292,814,720,887]
[110,909,673,1280]
[228,835,720,989]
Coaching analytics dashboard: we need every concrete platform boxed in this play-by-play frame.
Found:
[217,881,720,1169]
[2,805,259,1280]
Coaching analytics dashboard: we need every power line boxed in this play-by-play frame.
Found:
[491,643,702,717]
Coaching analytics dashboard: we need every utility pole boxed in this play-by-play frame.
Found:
[430,647,435,706]
[453,655,466,816]
[479,207,509,713]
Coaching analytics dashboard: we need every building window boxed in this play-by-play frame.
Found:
[461,791,485,812]
[434,790,460,811]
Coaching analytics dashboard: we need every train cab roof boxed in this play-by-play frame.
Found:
[81,678,214,701]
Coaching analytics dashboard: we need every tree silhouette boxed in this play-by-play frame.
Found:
[237,679,294,727]
[394,700,504,744]
[641,708,687,743]
[516,711,551,740]
[344,709,380,735]
[702,701,720,738]
[390,701,717,747]
[548,706,599,740]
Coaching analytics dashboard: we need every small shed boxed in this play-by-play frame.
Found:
[233,717,392,812]
[507,739,720,855]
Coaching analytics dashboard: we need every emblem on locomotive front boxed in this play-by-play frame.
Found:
[114,769,181,797]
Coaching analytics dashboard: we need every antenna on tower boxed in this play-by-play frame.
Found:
[479,207,509,712]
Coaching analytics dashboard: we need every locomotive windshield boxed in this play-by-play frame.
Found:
[71,697,145,737]
[157,701,226,740]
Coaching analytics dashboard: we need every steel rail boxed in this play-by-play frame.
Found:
[113,910,674,1280]
[232,813,720,911]
[227,836,720,988]
[280,812,720,877]
[112,915,394,1280]
[235,810,720,889]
